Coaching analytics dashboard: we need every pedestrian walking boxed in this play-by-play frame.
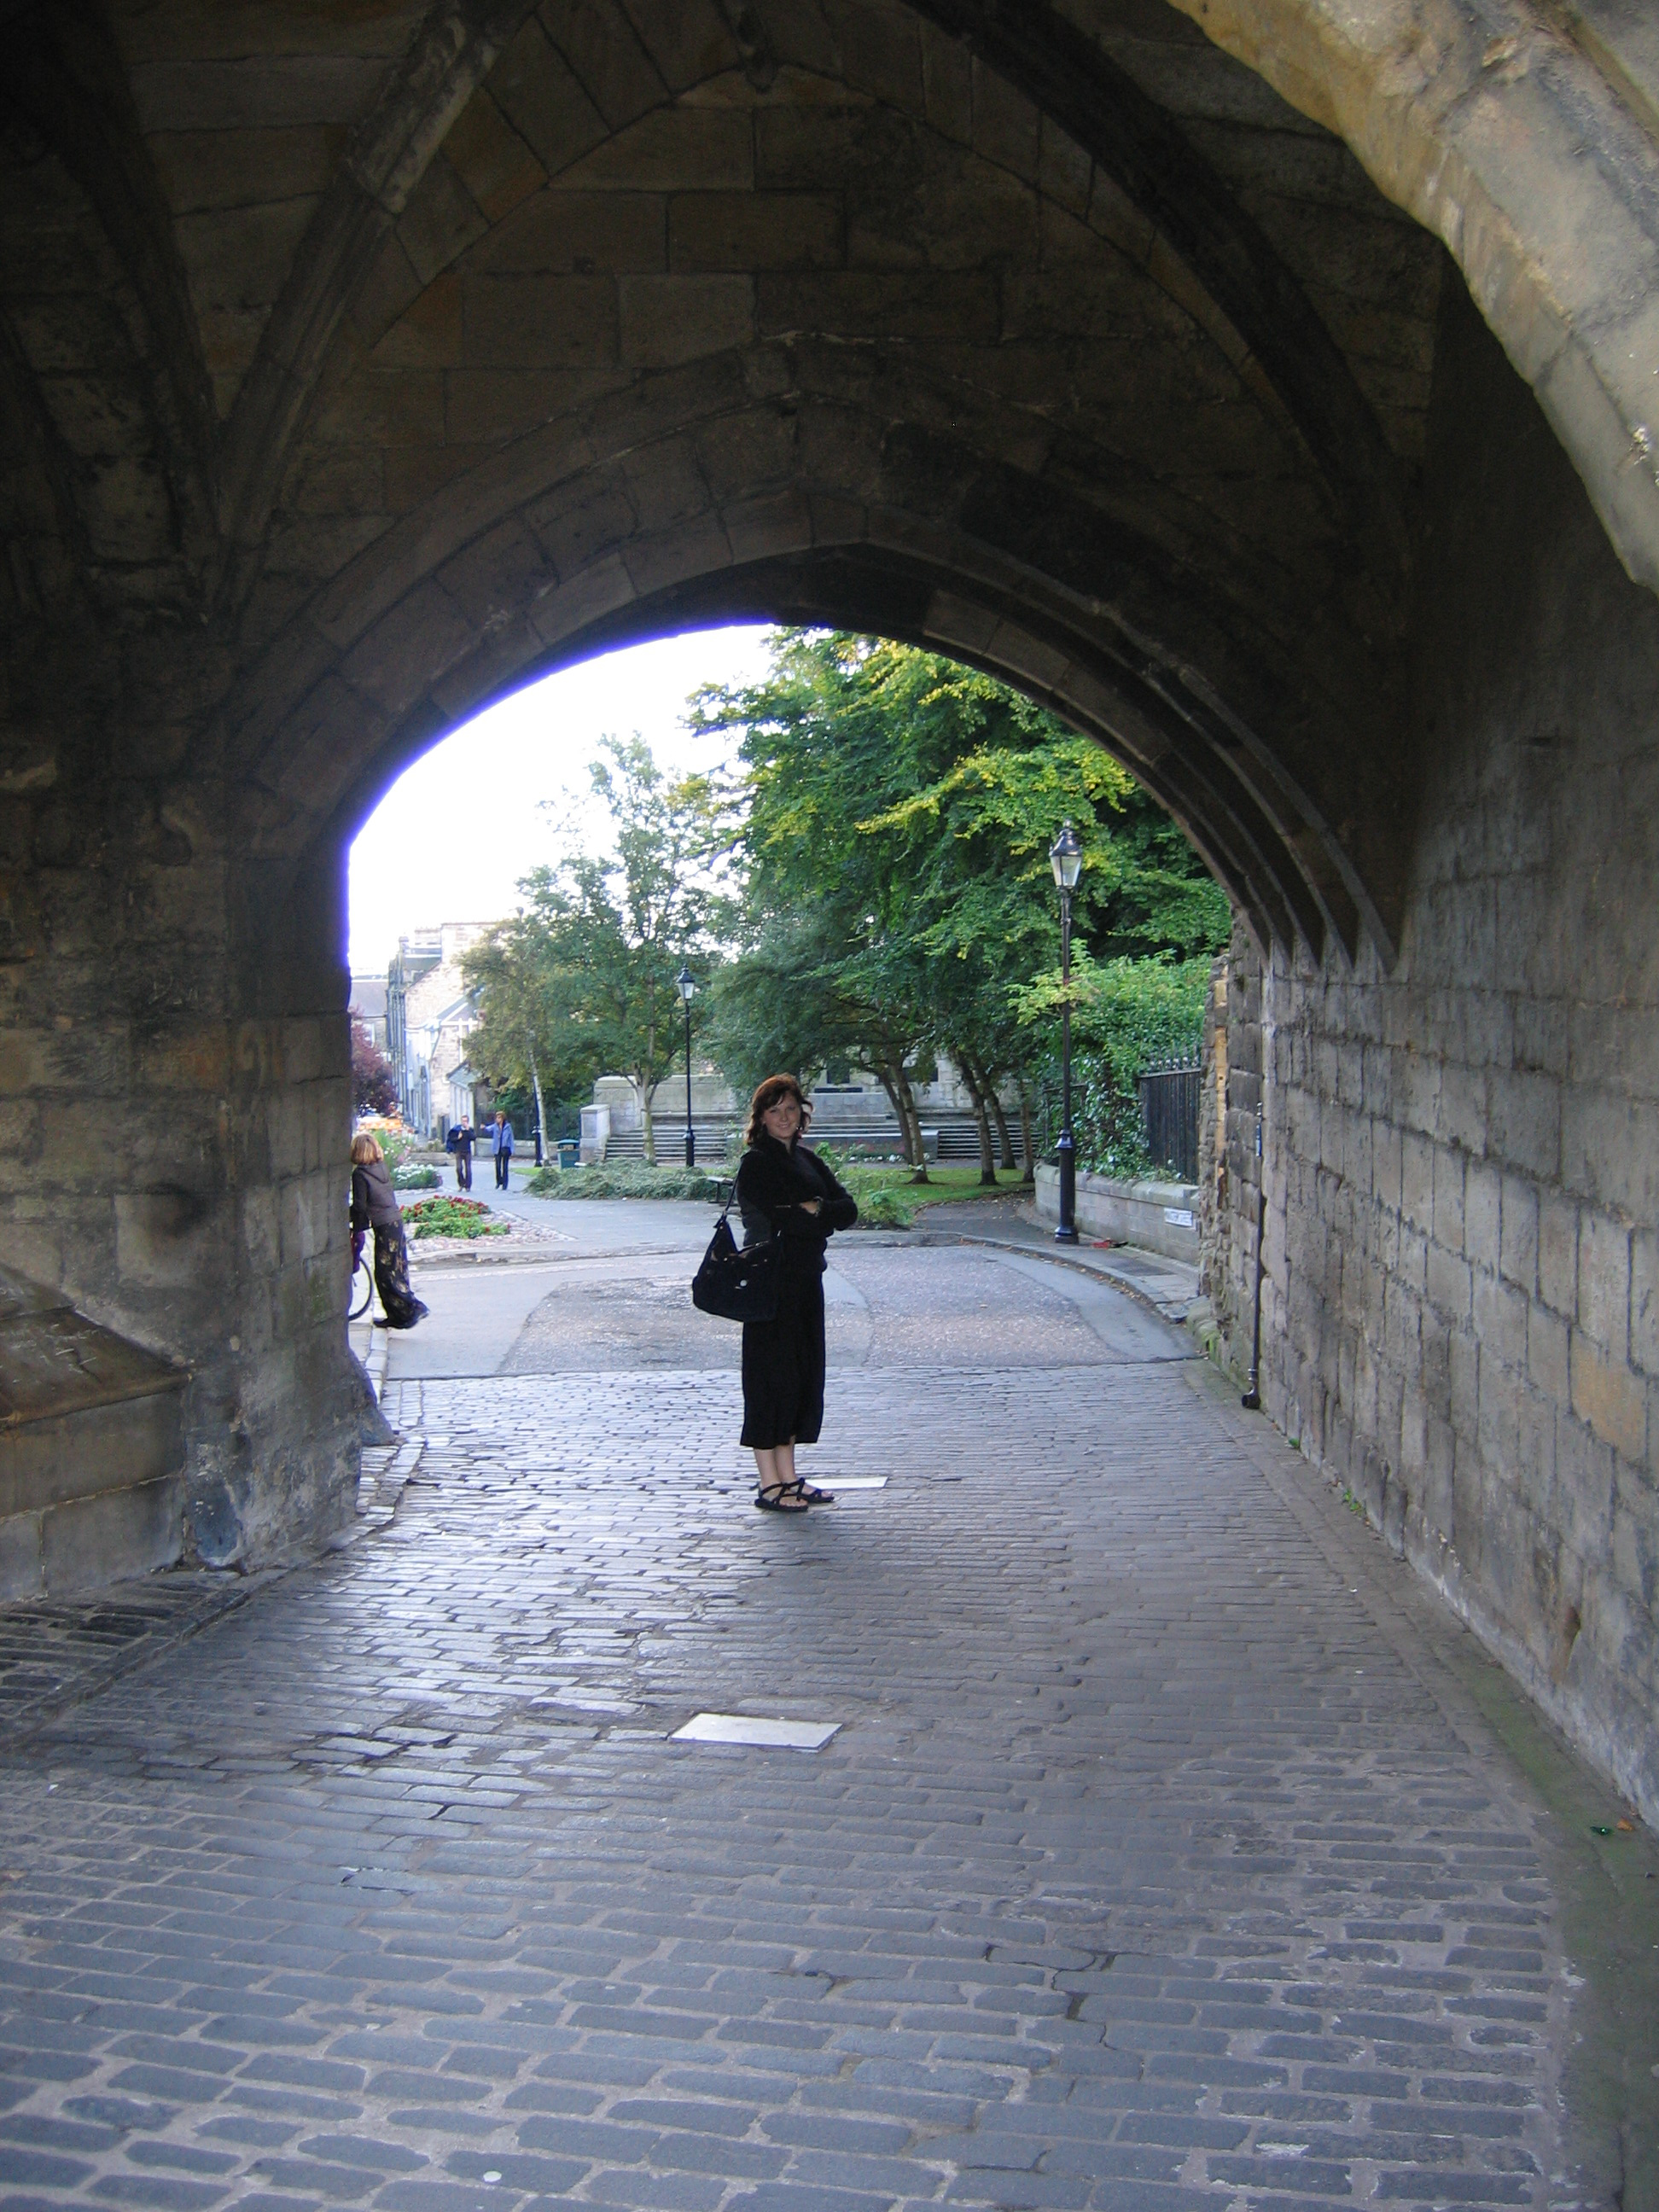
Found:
[448,1115,474,1190]
[734,1074,857,1510]
[491,1110,514,1190]
[349,1132,428,1330]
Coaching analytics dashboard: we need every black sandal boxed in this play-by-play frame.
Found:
[784,1479,835,1505]
[754,1484,809,1511]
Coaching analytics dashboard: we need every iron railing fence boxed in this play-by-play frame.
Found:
[1138,1057,1202,1183]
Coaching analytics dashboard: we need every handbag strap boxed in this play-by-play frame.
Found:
[716,1169,786,1245]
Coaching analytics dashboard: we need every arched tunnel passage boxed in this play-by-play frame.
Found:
[341,609,1235,1217]
[323,546,1361,969]
[0,0,1656,1846]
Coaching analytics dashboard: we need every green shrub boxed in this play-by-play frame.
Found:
[401,1196,508,1240]
[1024,955,1208,1179]
[853,1187,911,1229]
[525,1161,730,1202]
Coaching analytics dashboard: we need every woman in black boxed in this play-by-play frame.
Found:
[350,1132,428,1330]
[734,1074,858,1511]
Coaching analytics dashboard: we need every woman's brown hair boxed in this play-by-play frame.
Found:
[350,1132,384,1166]
[745,1074,812,1148]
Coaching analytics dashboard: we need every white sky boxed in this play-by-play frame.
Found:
[348,625,774,975]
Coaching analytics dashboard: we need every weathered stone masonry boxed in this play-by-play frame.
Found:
[1204,284,1659,1828]
[0,700,363,1569]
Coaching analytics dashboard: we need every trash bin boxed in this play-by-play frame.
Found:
[557,1139,579,1170]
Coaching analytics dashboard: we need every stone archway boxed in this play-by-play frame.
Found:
[2,0,1657,1820]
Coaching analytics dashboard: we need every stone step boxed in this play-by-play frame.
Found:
[600,1117,1027,1162]
[0,1269,189,1600]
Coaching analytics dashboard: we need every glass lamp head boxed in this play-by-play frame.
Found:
[1050,821,1083,891]
[677,964,696,1004]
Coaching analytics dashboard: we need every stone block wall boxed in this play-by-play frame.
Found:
[1202,286,1659,1825]
[0,665,364,1569]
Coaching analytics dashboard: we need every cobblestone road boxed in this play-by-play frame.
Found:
[0,1247,1598,2210]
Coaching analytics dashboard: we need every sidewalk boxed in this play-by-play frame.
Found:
[915,1193,1203,1324]
[427,1179,1206,1328]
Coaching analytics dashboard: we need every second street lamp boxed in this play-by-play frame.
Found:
[1049,821,1082,1244]
[677,964,697,1167]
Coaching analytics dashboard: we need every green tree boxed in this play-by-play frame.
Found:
[695,632,1229,1179]
[464,736,733,1166]
[1013,952,1211,1177]
[463,919,583,1149]
[693,637,945,1173]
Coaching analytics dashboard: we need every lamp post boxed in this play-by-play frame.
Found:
[677,964,697,1167]
[1049,821,1082,1244]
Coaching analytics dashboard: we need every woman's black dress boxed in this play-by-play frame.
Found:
[350,1158,428,1330]
[734,1136,857,1447]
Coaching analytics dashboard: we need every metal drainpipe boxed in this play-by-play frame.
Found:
[1242,1091,1266,1410]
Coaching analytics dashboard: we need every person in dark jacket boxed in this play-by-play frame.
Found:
[733,1074,857,1511]
[447,1116,474,1190]
[350,1132,428,1330]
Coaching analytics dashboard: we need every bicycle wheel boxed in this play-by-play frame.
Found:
[349,1255,375,1320]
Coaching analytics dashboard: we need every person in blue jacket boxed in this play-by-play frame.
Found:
[490,1110,514,1190]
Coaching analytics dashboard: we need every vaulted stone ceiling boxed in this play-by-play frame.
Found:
[2,0,1655,967]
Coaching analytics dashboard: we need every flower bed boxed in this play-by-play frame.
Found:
[401,1196,507,1241]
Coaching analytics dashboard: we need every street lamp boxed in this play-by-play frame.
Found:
[677,964,697,1167]
[1049,821,1083,1244]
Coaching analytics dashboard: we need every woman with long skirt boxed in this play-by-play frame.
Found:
[733,1074,858,1510]
[350,1132,428,1330]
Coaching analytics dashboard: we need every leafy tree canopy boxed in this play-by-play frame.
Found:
[691,632,1228,1173]
[463,735,734,1164]
[457,635,1226,1181]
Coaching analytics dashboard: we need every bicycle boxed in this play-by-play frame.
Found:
[349,1237,375,1321]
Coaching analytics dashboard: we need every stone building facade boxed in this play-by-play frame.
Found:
[385,924,489,1137]
[588,1058,1017,1157]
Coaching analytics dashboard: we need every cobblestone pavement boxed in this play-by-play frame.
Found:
[0,1247,1604,2211]
[0,1576,280,1748]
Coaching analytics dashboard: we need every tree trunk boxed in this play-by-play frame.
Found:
[984,1069,1017,1173]
[1017,1081,1036,1185]
[527,1039,547,1167]
[873,1064,912,1164]
[954,1049,998,1185]
[637,1074,655,1166]
[894,1067,928,1182]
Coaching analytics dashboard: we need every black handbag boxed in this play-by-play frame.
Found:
[692,1188,781,1322]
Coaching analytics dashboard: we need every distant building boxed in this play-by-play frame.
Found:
[348,973,388,1053]
[580,1061,1022,1165]
[385,923,491,1136]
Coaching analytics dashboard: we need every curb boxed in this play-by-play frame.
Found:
[916,1226,1201,1327]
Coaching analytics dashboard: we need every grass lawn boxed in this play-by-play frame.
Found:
[830,1161,1030,1228]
